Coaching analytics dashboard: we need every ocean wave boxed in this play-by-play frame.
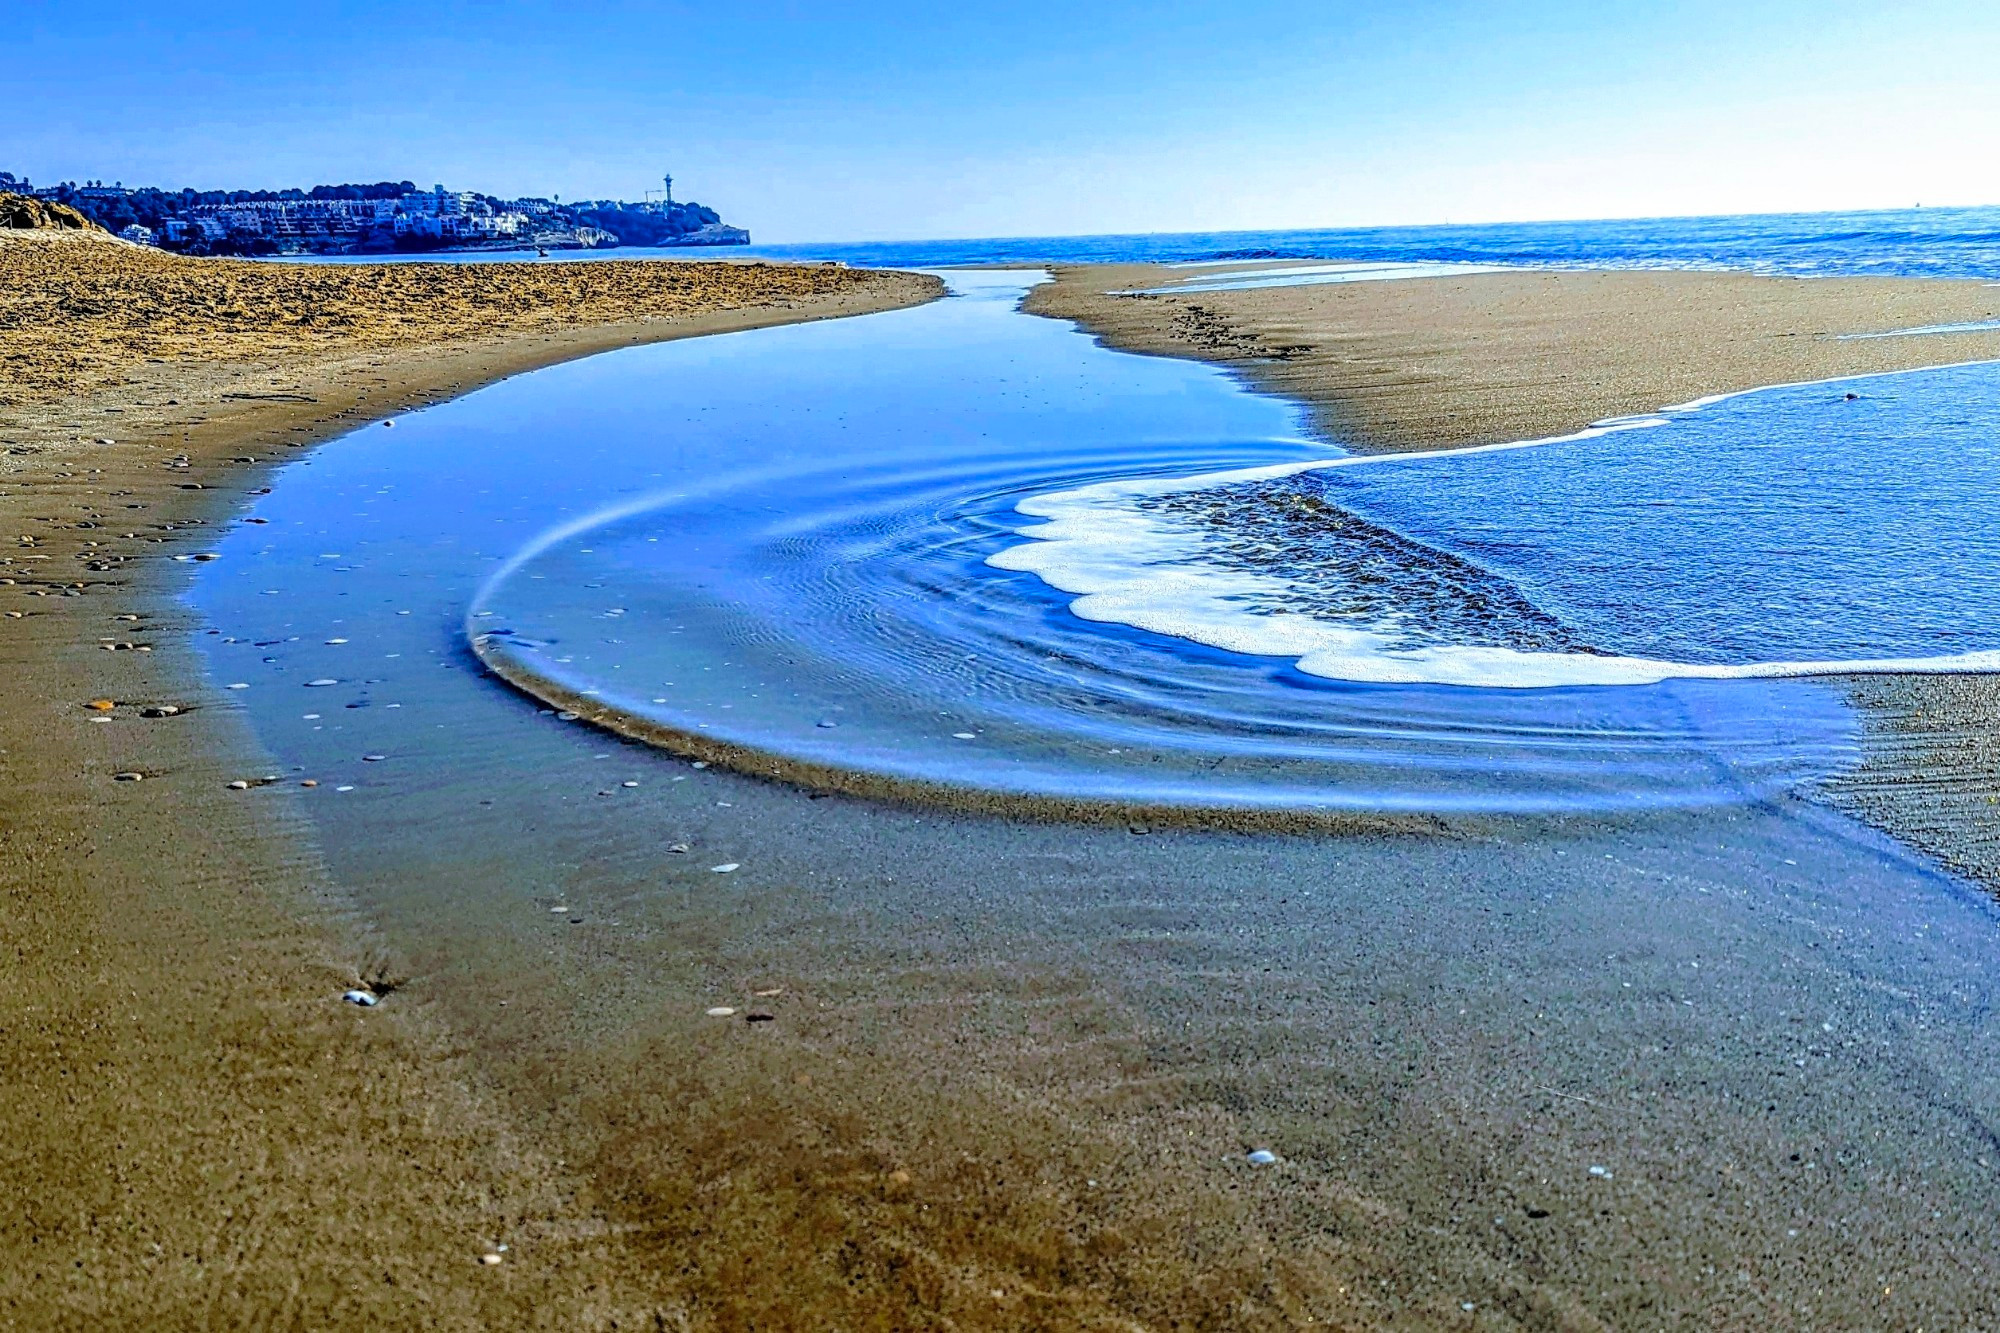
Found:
[991,363,2000,689]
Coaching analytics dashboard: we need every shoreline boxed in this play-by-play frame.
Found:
[1026,261,2000,892]
[1024,261,2000,451]
[12,243,2000,1325]
[0,234,940,1323]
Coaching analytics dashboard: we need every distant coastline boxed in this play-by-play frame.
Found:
[0,170,750,256]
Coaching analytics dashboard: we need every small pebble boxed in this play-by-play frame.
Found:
[86,698,115,712]
[305,678,338,687]
[227,779,251,790]
[342,990,378,1007]
[1247,1150,1278,1166]
[556,711,579,722]
[362,753,387,762]
[549,906,570,914]
[139,705,181,718]
[622,780,639,788]
[711,863,739,873]
[690,761,708,769]
[1588,1165,1612,1178]
[300,779,318,787]
[668,843,690,853]
[952,732,976,740]
[112,771,144,782]
[335,784,356,792]
[706,1006,736,1017]
[227,682,249,690]
[478,1253,501,1266]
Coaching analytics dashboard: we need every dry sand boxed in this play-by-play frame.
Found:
[1031,261,2000,892]
[0,229,940,1327]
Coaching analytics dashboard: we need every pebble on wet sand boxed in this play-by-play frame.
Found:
[1247,1150,1278,1166]
[342,990,378,1007]
[706,1006,736,1017]
[711,863,739,873]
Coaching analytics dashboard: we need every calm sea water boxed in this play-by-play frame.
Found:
[739,206,2000,281]
[279,204,2000,282]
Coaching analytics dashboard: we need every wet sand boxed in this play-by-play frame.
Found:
[11,236,2000,1329]
[0,229,940,1325]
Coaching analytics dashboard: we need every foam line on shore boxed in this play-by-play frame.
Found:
[1837,319,2000,340]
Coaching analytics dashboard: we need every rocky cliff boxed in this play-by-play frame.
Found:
[0,192,103,231]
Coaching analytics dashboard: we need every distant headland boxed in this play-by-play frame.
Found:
[0,170,749,256]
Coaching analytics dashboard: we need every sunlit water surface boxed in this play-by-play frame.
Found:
[194,274,2000,818]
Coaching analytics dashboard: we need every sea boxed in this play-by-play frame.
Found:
[287,204,2000,283]
[739,205,2000,282]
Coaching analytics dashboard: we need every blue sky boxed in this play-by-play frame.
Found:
[11,1,1999,241]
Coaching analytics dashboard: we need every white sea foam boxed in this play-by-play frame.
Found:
[1837,319,2000,340]
[990,362,2000,689]
[1125,260,1515,295]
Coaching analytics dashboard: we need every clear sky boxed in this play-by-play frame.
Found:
[12,1,2000,242]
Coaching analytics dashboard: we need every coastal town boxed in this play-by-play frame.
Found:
[0,171,749,255]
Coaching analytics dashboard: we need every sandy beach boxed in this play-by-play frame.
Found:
[0,227,940,1325]
[10,233,2000,1331]
[1025,261,2000,451]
